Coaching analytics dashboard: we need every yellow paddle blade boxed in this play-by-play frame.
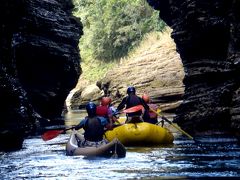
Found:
[157,108,161,114]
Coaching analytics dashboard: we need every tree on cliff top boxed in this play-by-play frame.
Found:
[73,0,165,61]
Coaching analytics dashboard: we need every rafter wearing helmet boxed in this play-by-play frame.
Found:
[142,93,159,124]
[74,102,110,145]
[117,86,149,123]
[96,97,121,128]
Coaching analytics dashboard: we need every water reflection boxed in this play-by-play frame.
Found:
[64,109,86,125]
[0,111,239,179]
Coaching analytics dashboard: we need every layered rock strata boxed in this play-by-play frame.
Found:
[147,0,240,136]
[71,30,185,114]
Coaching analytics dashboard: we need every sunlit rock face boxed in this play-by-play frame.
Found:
[147,0,240,136]
[0,0,82,151]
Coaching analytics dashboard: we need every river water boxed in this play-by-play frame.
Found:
[0,110,240,179]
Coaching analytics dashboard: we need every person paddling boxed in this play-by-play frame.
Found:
[74,102,110,147]
[96,97,110,118]
[142,93,159,124]
[96,96,121,129]
[117,86,149,123]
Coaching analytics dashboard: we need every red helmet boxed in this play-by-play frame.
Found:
[101,97,111,106]
[142,94,150,103]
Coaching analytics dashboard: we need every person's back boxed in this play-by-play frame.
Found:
[124,94,143,117]
[142,94,158,124]
[117,86,149,123]
[96,96,117,128]
[75,102,108,143]
[83,116,105,141]
[96,96,112,118]
[96,105,108,117]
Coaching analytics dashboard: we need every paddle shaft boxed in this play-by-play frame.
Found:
[43,105,144,141]
[150,108,193,140]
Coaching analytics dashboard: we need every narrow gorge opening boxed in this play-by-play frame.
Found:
[67,0,184,115]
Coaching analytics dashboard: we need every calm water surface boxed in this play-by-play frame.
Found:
[0,110,240,179]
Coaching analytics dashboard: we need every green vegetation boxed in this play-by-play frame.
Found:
[73,0,166,82]
[80,59,117,82]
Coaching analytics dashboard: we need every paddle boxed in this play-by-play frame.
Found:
[42,105,143,141]
[112,104,144,122]
[122,105,143,113]
[111,105,144,125]
[41,126,74,141]
[150,107,194,140]
[120,104,193,139]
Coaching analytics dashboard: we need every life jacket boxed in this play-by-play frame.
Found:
[148,104,158,119]
[108,105,117,116]
[142,104,158,124]
[83,117,106,141]
[126,95,142,117]
[96,105,108,117]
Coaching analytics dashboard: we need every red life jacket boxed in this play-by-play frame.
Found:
[148,103,158,118]
[96,105,108,117]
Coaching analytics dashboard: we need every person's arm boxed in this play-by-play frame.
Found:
[98,116,113,130]
[107,107,114,123]
[108,106,123,125]
[117,97,127,111]
[74,118,86,130]
[140,97,149,110]
[72,129,85,141]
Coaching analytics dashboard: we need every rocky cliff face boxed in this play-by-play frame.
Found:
[71,31,184,113]
[147,0,240,136]
[100,31,184,112]
[0,0,82,151]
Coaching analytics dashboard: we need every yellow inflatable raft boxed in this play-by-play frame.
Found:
[105,117,174,146]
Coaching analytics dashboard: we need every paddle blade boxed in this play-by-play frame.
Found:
[41,130,64,141]
[122,105,143,113]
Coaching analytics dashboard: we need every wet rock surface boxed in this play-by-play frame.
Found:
[71,31,184,112]
[0,0,82,151]
[100,31,184,112]
[147,0,240,137]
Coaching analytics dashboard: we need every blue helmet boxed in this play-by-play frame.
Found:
[127,86,136,95]
[86,102,96,117]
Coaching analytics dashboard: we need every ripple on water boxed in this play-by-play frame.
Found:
[0,132,240,179]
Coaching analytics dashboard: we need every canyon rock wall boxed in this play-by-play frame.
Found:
[0,0,82,151]
[147,0,240,136]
